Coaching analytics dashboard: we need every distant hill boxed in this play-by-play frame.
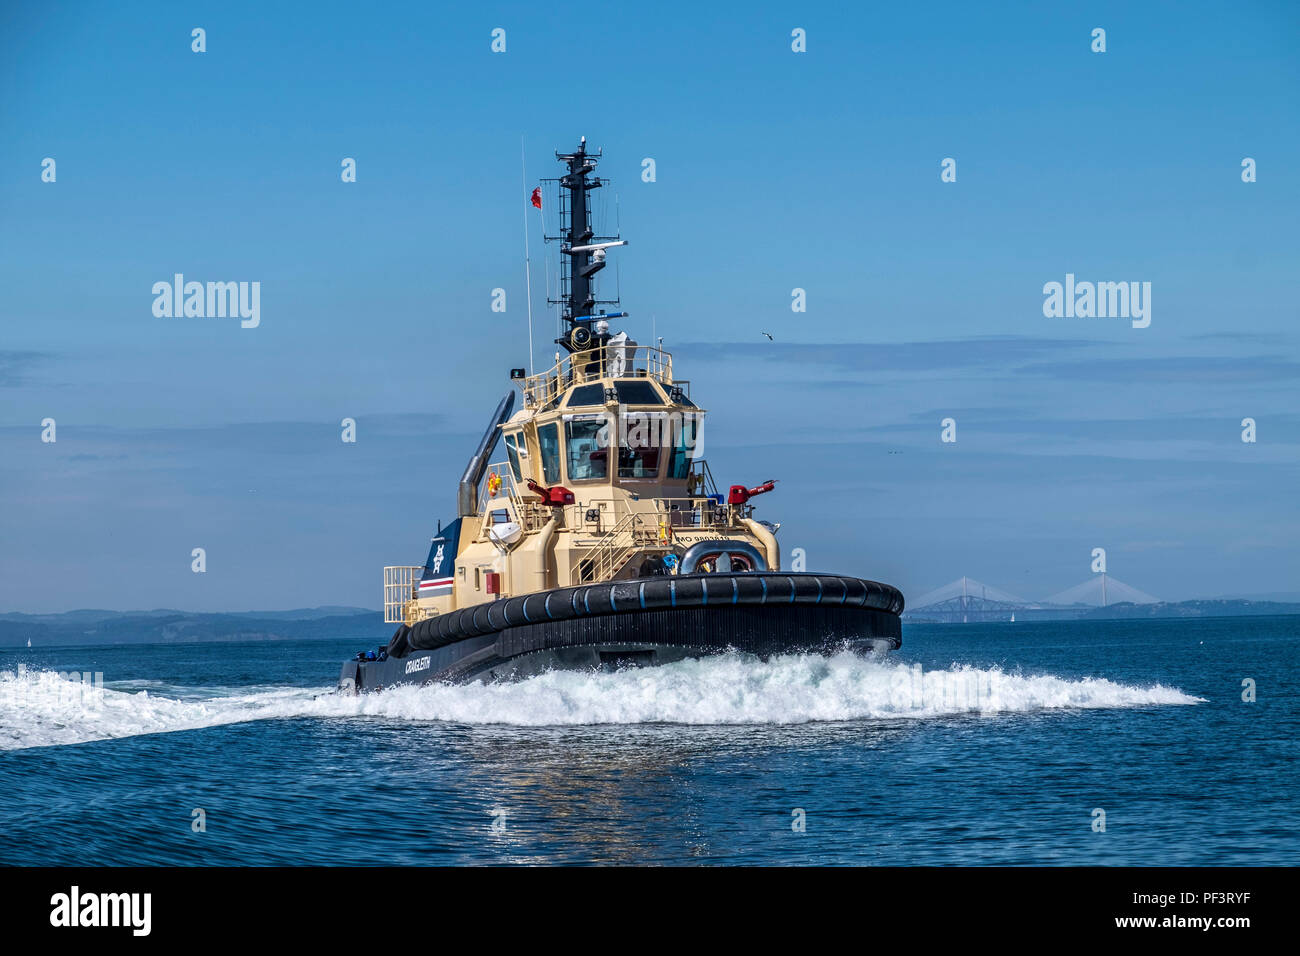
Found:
[1211,591,1300,604]
[0,607,387,647]
[1077,599,1300,621]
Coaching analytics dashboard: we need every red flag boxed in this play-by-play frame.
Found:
[530,187,542,209]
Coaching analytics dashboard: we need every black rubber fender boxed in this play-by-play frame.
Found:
[385,624,410,658]
[400,572,904,653]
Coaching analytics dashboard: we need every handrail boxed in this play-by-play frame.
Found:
[693,459,719,498]
[483,461,553,532]
[655,495,741,529]
[571,508,637,581]
[595,516,660,582]
[571,508,651,582]
[521,344,674,408]
[383,566,423,623]
[570,497,743,583]
[485,460,522,506]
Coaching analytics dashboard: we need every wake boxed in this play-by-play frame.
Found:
[0,652,1202,751]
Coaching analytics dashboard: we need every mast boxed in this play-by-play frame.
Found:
[544,137,627,353]
[521,137,535,375]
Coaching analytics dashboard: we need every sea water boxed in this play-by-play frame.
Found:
[0,615,1294,865]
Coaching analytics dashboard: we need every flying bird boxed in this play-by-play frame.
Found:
[761,331,774,341]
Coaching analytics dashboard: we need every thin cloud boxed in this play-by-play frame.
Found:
[675,336,1099,373]
[1022,355,1300,382]
[0,351,50,387]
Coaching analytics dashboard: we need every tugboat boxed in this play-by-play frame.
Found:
[338,139,904,692]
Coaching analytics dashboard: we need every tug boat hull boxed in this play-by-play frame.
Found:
[339,572,903,692]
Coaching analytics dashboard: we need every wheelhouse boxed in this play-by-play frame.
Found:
[503,349,705,493]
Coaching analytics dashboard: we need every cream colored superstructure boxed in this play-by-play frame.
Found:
[384,341,779,626]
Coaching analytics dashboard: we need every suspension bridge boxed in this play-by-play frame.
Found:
[903,575,1160,623]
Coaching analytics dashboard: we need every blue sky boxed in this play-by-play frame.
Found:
[1,0,1298,611]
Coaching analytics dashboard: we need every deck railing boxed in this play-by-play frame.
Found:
[383,566,423,624]
[521,345,675,408]
[570,508,651,583]
[566,495,753,583]
[483,461,553,532]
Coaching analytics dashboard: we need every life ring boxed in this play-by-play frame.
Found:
[488,472,502,497]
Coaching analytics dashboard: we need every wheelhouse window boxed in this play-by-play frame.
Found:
[564,415,608,481]
[613,380,662,405]
[668,415,699,479]
[620,411,663,478]
[503,431,524,482]
[537,423,560,484]
[566,384,605,407]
